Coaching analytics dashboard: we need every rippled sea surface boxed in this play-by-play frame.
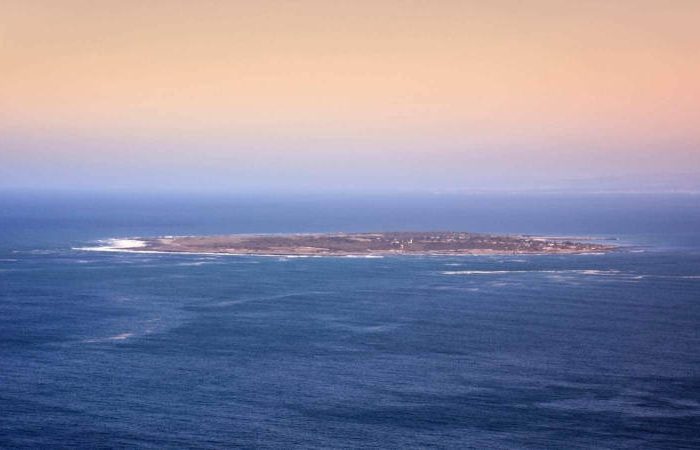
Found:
[1,193,699,448]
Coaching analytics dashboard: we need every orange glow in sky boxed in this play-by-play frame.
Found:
[1,1,699,191]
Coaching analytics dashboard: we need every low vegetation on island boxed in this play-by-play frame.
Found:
[116,232,614,256]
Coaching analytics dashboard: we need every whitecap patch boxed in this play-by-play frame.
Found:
[108,332,134,340]
[75,238,146,253]
[83,332,135,343]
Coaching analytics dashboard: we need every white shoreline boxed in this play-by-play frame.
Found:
[73,246,608,258]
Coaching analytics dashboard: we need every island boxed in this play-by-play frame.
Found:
[97,232,615,256]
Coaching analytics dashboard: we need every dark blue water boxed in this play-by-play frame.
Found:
[1,193,699,448]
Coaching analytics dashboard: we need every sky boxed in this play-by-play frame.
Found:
[1,0,699,193]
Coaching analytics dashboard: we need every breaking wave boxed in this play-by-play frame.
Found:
[74,238,146,252]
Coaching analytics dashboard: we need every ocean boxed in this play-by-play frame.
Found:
[1,192,699,448]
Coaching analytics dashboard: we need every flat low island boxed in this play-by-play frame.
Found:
[102,232,614,256]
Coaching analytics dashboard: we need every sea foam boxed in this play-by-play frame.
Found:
[75,238,146,252]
